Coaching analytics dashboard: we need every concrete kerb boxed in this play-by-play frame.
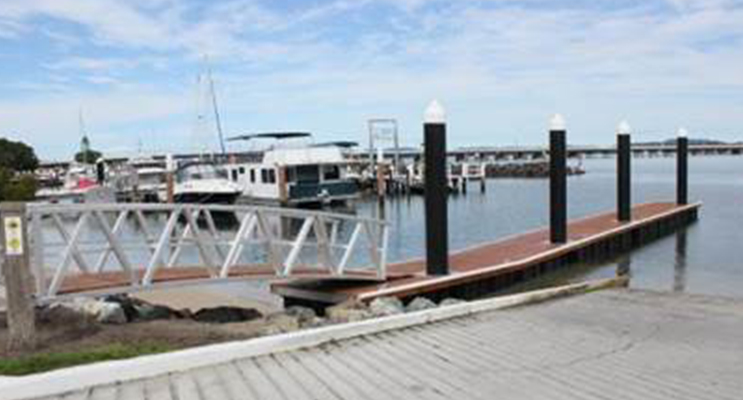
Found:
[0,277,627,400]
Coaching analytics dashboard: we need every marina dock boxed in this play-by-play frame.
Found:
[274,202,700,307]
[3,286,741,400]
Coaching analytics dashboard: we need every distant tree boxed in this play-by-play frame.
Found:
[0,169,37,201]
[0,138,39,171]
[74,149,103,164]
[74,135,102,164]
[0,137,39,201]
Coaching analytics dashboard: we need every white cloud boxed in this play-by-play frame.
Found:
[1,0,742,157]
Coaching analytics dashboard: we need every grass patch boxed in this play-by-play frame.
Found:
[0,342,173,376]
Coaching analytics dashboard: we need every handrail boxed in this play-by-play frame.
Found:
[26,202,386,226]
[24,203,388,301]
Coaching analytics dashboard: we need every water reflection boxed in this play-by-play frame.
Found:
[673,230,688,293]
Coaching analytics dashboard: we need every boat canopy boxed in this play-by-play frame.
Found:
[227,132,312,141]
[175,161,228,182]
[312,141,358,148]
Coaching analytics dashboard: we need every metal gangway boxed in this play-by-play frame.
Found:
[9,203,388,303]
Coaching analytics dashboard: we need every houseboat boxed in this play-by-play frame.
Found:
[223,132,360,207]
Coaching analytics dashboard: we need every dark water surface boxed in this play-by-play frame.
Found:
[354,156,743,299]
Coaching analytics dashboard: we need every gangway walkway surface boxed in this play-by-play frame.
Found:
[2,288,742,400]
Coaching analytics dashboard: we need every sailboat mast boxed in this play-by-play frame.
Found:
[79,107,91,164]
[206,60,226,155]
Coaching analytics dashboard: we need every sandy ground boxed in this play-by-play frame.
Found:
[131,281,283,315]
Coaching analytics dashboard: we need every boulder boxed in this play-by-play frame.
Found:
[192,306,263,324]
[405,297,437,313]
[262,313,300,335]
[58,298,126,325]
[369,296,405,317]
[302,316,330,329]
[326,301,373,323]
[326,307,372,323]
[36,302,91,327]
[440,298,467,307]
[103,294,140,322]
[134,304,176,321]
[96,302,127,324]
[284,306,317,325]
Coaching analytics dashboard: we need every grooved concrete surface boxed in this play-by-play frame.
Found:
[33,290,743,400]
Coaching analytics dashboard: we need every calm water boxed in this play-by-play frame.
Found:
[24,155,740,309]
[354,156,743,299]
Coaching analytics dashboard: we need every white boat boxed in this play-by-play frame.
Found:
[127,157,168,202]
[174,161,241,204]
[35,162,102,202]
[223,132,361,206]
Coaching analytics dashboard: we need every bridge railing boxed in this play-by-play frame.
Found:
[25,203,389,301]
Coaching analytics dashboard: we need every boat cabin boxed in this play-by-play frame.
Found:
[224,133,360,205]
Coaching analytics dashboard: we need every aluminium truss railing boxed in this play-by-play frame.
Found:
[23,203,388,301]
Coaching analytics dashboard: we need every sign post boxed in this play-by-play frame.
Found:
[1,202,36,351]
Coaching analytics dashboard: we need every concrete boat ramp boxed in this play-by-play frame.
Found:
[3,284,743,400]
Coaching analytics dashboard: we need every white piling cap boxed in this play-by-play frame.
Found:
[424,100,446,124]
[165,153,176,171]
[617,120,632,135]
[677,127,688,138]
[550,114,566,131]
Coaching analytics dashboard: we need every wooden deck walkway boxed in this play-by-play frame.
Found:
[4,288,741,400]
[274,202,700,305]
[54,267,387,297]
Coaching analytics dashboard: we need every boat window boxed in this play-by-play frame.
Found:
[231,169,238,181]
[261,169,268,183]
[323,165,341,181]
[175,164,227,182]
[287,167,297,183]
[295,165,320,184]
[239,167,245,174]
[250,169,255,183]
[268,169,276,183]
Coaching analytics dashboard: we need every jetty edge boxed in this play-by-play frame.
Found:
[274,201,701,308]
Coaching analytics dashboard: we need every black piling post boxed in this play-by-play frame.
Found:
[424,100,449,276]
[617,121,632,222]
[549,114,567,244]
[95,158,106,185]
[677,128,688,205]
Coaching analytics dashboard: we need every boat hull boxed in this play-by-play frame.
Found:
[173,192,240,205]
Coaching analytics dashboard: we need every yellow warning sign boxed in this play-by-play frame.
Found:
[3,216,24,256]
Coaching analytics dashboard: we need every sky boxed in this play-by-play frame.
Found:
[0,0,742,160]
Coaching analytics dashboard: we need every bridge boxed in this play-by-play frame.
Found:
[449,143,743,161]
[1,203,389,303]
[350,143,743,164]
